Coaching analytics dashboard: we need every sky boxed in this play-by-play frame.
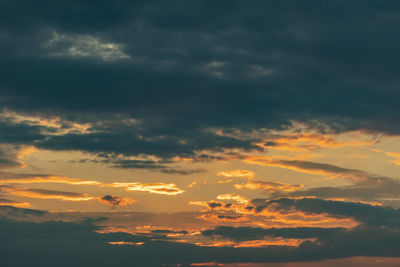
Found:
[2,1,400,266]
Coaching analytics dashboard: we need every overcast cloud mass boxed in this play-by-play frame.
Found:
[1,1,400,266]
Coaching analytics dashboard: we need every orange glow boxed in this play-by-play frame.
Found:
[8,188,94,201]
[233,238,308,248]
[234,180,303,193]
[0,175,101,185]
[217,170,255,179]
[241,155,363,180]
[190,262,223,266]
[0,201,31,208]
[258,133,375,152]
[111,182,184,195]
[196,238,309,248]
[216,193,249,204]
[325,198,383,206]
[16,146,37,159]
[386,152,400,166]
[192,196,359,229]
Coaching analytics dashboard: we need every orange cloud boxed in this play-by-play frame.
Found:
[259,133,376,152]
[191,196,358,229]
[0,199,31,208]
[386,152,400,166]
[216,193,249,204]
[217,169,255,179]
[234,180,303,193]
[242,155,365,180]
[195,237,309,248]
[16,146,37,159]
[0,172,184,197]
[0,175,101,186]
[7,188,94,201]
[111,182,184,195]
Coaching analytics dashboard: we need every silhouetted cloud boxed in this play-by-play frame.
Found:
[2,201,400,266]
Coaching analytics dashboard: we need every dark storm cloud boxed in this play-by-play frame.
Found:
[3,202,400,266]
[1,0,400,160]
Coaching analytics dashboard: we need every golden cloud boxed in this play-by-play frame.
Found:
[217,169,255,179]
[6,188,94,201]
[111,182,184,195]
[234,180,303,193]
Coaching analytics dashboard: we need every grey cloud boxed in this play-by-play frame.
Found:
[2,202,400,266]
[0,0,400,164]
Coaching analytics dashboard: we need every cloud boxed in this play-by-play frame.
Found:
[197,213,249,223]
[216,193,249,204]
[243,156,366,179]
[0,145,27,169]
[3,187,94,201]
[386,152,400,166]
[235,180,303,193]
[111,182,184,195]
[0,170,185,197]
[2,1,400,161]
[202,226,345,241]
[98,195,135,207]
[44,31,130,60]
[2,201,400,266]
[217,170,255,179]
[0,171,101,185]
[250,197,400,228]
[282,176,400,206]
[260,133,376,152]
[0,198,31,208]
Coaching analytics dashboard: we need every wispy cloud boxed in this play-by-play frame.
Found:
[111,182,184,195]
[44,31,131,61]
[6,187,93,201]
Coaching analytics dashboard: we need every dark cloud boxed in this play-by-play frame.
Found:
[0,145,24,169]
[0,205,47,218]
[0,0,400,161]
[151,229,188,235]
[285,176,400,206]
[258,159,400,206]
[2,202,400,266]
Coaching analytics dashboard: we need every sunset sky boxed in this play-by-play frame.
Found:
[2,1,400,266]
